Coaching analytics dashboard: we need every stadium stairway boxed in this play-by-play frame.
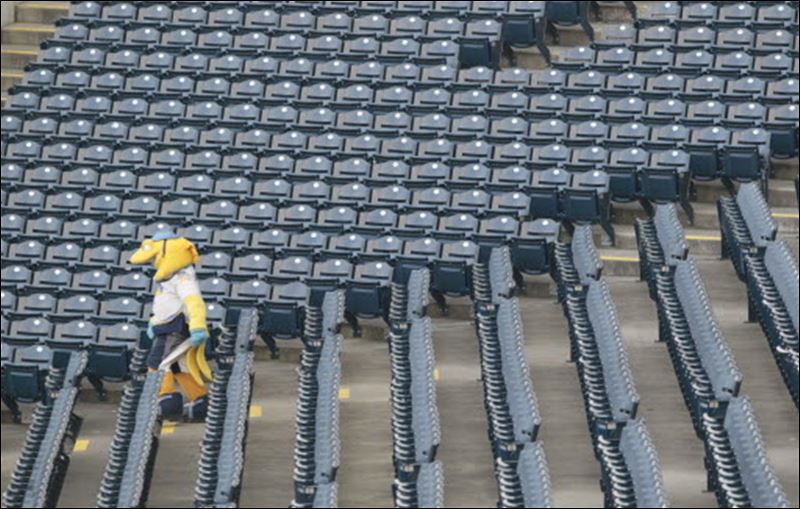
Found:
[1,2,67,103]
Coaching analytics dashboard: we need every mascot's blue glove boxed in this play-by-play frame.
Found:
[146,323,155,340]
[189,329,209,347]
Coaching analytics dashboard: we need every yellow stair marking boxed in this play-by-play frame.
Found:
[73,439,90,452]
[1,48,39,56]
[161,422,177,435]
[686,235,722,241]
[600,255,640,263]
[1,70,24,79]
[19,3,70,10]
[4,24,56,33]
[772,212,800,219]
[433,368,440,381]
[338,388,350,400]
[249,405,263,418]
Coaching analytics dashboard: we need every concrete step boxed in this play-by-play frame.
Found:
[1,69,24,93]
[692,178,797,209]
[595,3,636,23]
[593,223,723,255]
[611,201,799,233]
[15,2,70,25]
[0,45,39,70]
[1,23,56,46]
[773,158,799,181]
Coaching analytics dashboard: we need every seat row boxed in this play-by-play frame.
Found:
[1,351,87,508]
[55,16,505,43]
[553,226,666,508]
[6,80,798,126]
[96,343,162,507]
[386,270,443,508]
[718,183,798,407]
[194,309,258,507]
[600,23,800,53]
[291,292,344,508]
[68,0,550,21]
[555,45,798,78]
[471,247,552,508]
[639,2,797,28]
[2,111,790,152]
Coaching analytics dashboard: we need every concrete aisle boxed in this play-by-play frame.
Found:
[607,277,717,508]
[517,286,604,508]
[430,315,498,508]
[239,344,303,508]
[335,325,394,508]
[57,392,123,508]
[695,259,800,507]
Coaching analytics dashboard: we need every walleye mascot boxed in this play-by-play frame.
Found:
[129,229,212,421]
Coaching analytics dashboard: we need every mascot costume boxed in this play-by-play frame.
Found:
[128,229,212,421]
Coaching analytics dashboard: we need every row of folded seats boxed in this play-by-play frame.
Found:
[291,292,344,508]
[1,111,789,151]
[3,83,794,134]
[1,351,86,508]
[635,203,790,507]
[194,309,258,507]
[1,167,609,213]
[385,270,444,508]
[639,2,797,27]
[68,0,550,21]
[96,342,164,507]
[718,183,799,407]
[553,226,667,508]
[470,247,552,508]
[14,48,799,104]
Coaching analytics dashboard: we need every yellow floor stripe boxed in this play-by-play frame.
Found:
[249,405,263,418]
[20,3,70,9]
[161,422,177,435]
[600,255,640,263]
[433,368,440,382]
[1,71,24,78]
[6,25,56,33]
[686,235,722,241]
[73,439,90,452]
[1,49,38,56]
[772,213,800,219]
[338,388,350,400]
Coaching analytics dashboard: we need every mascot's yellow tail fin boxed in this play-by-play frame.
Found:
[186,345,213,387]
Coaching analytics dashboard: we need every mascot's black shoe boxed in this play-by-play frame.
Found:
[183,395,209,422]
[159,392,184,421]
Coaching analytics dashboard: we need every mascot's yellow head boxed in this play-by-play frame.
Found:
[128,230,200,281]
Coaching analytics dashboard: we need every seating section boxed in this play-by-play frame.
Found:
[291,291,345,508]
[194,309,259,507]
[471,247,553,508]
[718,183,798,407]
[635,203,789,507]
[554,225,667,508]
[386,269,444,508]
[1,351,86,508]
